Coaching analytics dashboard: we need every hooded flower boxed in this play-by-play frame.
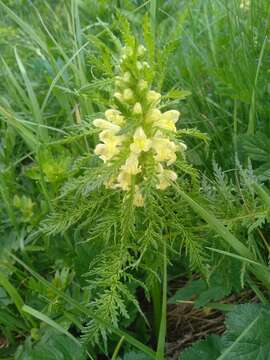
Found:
[130,127,152,154]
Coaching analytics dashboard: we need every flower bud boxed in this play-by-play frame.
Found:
[93,119,121,132]
[137,45,146,57]
[136,61,143,70]
[146,90,161,105]
[146,109,161,123]
[114,92,123,102]
[133,102,143,115]
[133,185,144,207]
[123,72,131,83]
[123,88,134,102]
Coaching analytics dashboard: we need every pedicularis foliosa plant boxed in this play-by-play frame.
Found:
[43,35,207,345]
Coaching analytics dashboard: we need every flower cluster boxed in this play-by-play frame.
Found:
[93,44,187,206]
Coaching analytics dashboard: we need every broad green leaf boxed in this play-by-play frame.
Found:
[221,304,270,360]
[181,335,222,360]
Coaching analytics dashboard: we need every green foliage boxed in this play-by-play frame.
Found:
[15,329,86,360]
[181,335,222,360]
[182,304,270,360]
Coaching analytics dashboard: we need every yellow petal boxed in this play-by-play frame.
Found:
[162,110,180,123]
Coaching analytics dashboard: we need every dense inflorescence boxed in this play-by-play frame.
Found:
[93,44,187,206]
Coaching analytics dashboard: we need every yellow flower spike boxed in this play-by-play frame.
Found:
[130,127,152,154]
[94,143,120,163]
[117,170,132,191]
[105,109,125,126]
[93,119,121,133]
[133,185,144,207]
[145,108,161,123]
[156,167,178,190]
[133,102,143,115]
[121,152,141,175]
[123,88,134,102]
[146,90,161,105]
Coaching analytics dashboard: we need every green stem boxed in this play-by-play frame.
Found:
[151,278,162,341]
[156,241,167,360]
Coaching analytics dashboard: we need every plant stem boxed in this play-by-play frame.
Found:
[156,241,167,360]
[151,277,162,341]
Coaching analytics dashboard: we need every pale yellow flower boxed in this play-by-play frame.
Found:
[145,108,161,123]
[94,143,120,162]
[121,153,141,175]
[136,61,143,71]
[151,135,177,165]
[133,185,144,207]
[123,72,131,83]
[105,109,125,126]
[137,45,146,57]
[93,119,121,133]
[122,46,133,57]
[104,176,117,189]
[138,79,148,91]
[114,92,123,102]
[99,130,124,146]
[130,127,152,154]
[123,88,134,102]
[146,90,161,105]
[133,102,143,115]
[156,166,178,190]
[154,110,180,132]
[117,170,132,191]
